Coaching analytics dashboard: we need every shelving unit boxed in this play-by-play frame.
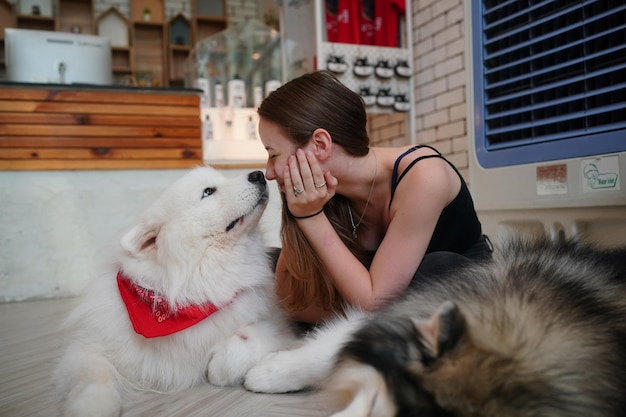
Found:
[192,15,227,44]
[1,0,230,87]
[96,7,129,46]
[130,0,165,24]
[58,0,94,34]
[168,13,191,87]
[132,21,166,86]
[111,46,133,74]
[0,0,15,69]
[96,7,131,81]
[19,0,54,16]
[15,14,56,31]
[192,0,227,44]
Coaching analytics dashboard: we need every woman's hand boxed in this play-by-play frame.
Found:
[284,149,337,218]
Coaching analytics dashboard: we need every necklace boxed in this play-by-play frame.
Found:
[347,150,378,239]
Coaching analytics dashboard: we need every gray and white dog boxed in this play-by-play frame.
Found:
[245,237,626,417]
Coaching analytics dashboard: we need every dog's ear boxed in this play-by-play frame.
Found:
[412,301,466,360]
[120,223,158,256]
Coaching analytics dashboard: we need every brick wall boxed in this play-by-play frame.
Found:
[410,0,468,179]
[366,0,468,179]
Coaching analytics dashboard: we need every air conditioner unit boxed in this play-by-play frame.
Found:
[465,1,626,247]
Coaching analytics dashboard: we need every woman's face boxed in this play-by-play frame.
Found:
[258,118,307,193]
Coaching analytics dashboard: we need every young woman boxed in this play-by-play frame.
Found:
[258,70,492,324]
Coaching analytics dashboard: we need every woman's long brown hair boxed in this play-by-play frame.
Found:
[258,70,372,316]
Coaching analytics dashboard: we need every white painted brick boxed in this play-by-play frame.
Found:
[447,69,466,90]
[434,55,464,79]
[449,102,467,121]
[434,23,461,49]
[416,127,437,144]
[452,136,469,152]
[416,97,435,115]
[418,78,447,99]
[435,88,464,110]
[436,120,465,140]
[419,14,445,39]
[445,3,464,26]
[445,37,465,58]
[423,109,449,128]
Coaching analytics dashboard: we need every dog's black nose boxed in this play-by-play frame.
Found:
[248,170,266,185]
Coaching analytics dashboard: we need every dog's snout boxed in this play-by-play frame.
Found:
[248,170,266,185]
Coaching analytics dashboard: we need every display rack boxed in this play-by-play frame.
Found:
[314,1,415,143]
[168,13,191,86]
[1,0,229,87]
[58,0,94,34]
[313,1,414,121]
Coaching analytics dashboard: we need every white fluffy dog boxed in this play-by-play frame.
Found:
[53,167,296,417]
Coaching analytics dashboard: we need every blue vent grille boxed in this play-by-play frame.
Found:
[472,0,626,168]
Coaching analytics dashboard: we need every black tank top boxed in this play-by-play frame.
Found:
[390,145,483,255]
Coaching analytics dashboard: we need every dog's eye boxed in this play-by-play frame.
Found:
[201,187,216,199]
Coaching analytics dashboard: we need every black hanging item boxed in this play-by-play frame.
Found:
[393,93,410,112]
[376,88,394,107]
[394,60,412,78]
[374,60,394,79]
[353,57,374,77]
[359,86,377,107]
[327,55,348,74]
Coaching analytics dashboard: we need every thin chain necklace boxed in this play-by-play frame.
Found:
[348,150,378,239]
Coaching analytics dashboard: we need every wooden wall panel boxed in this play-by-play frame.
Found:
[0,85,202,170]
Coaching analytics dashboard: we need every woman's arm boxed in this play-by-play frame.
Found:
[290,153,458,311]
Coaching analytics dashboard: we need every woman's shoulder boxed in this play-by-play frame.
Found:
[382,145,461,209]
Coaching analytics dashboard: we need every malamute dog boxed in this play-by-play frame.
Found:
[246,238,626,417]
[53,167,296,417]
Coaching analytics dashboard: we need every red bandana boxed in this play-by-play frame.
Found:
[117,271,222,338]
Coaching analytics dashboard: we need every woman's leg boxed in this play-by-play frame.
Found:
[410,251,475,289]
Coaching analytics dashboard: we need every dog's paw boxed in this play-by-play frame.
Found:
[244,350,310,393]
[207,350,245,387]
[206,334,253,387]
[64,382,122,417]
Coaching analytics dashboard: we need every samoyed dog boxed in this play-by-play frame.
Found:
[53,167,296,417]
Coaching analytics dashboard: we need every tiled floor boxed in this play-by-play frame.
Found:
[0,298,334,417]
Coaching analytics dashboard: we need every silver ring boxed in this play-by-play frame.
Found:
[293,186,304,196]
[314,181,327,188]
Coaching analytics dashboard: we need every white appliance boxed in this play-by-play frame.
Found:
[465,1,626,247]
[5,28,112,85]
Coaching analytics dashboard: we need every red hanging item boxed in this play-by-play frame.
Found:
[374,0,406,47]
[360,0,376,45]
[117,271,226,338]
[335,0,361,44]
[325,0,339,42]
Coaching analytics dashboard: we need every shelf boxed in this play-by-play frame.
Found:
[131,0,165,24]
[132,22,166,86]
[112,46,132,74]
[16,14,56,31]
[193,15,227,44]
[169,13,191,46]
[96,7,129,48]
[193,0,226,18]
[58,0,94,34]
[0,0,15,35]
[169,45,191,83]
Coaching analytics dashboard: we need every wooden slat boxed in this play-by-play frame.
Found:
[0,101,199,116]
[0,86,203,171]
[0,137,201,148]
[0,148,202,160]
[0,125,201,137]
[0,159,204,170]
[0,89,200,106]
[0,112,200,127]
